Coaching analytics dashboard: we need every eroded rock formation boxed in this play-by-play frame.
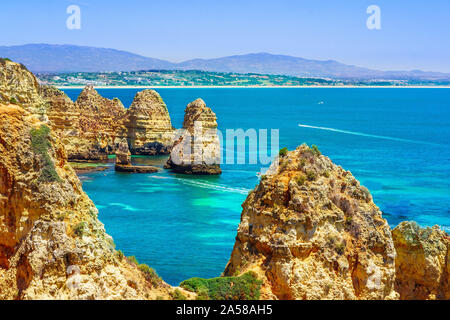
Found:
[224,145,450,300]
[115,138,132,166]
[124,89,174,155]
[165,98,221,174]
[41,86,110,161]
[1,60,176,162]
[0,103,174,299]
[392,221,449,300]
[0,58,48,121]
[114,138,158,173]
[224,145,398,299]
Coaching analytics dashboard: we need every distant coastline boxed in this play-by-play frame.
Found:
[57,85,450,89]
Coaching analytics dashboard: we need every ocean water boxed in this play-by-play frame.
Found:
[63,88,450,285]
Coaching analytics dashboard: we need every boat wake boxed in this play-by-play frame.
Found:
[178,179,250,195]
[298,124,440,146]
[148,175,250,195]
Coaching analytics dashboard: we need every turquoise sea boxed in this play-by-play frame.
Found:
[63,88,450,286]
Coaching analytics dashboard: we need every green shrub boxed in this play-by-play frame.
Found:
[30,125,61,183]
[196,287,210,300]
[299,159,306,167]
[127,256,139,265]
[117,250,124,261]
[306,170,317,181]
[170,289,187,300]
[139,263,161,287]
[345,216,353,225]
[74,222,88,237]
[335,242,346,255]
[296,174,306,185]
[180,272,262,300]
[9,97,18,104]
[311,145,321,156]
[279,147,288,157]
[1,58,12,62]
[322,170,330,178]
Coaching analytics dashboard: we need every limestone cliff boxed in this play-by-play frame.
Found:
[0,103,177,299]
[124,89,174,155]
[165,98,221,175]
[40,86,108,161]
[392,221,449,300]
[0,58,48,121]
[224,145,397,299]
[1,60,176,161]
[70,86,128,161]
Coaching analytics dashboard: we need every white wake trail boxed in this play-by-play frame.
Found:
[148,175,250,195]
[298,124,439,146]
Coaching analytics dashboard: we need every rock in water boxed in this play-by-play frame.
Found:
[114,138,158,173]
[71,85,128,161]
[392,221,449,300]
[224,145,397,299]
[1,60,176,161]
[41,86,112,161]
[116,138,132,166]
[0,103,173,299]
[124,90,174,155]
[165,98,221,175]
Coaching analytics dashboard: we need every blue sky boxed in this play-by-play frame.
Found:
[1,0,449,72]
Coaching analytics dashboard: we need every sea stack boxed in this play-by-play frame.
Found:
[115,138,132,166]
[72,86,127,160]
[124,90,174,155]
[224,144,398,299]
[115,138,158,173]
[42,85,128,162]
[165,98,221,175]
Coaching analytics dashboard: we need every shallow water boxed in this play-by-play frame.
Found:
[64,88,450,285]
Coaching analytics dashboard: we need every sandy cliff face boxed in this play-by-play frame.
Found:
[0,103,175,299]
[70,86,128,161]
[124,89,174,155]
[0,59,48,120]
[40,86,109,161]
[224,145,398,299]
[1,60,176,161]
[392,221,449,300]
[165,98,221,174]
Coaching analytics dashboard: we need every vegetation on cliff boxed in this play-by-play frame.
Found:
[181,272,263,300]
[30,124,60,182]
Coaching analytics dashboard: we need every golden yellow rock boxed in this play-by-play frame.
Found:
[224,145,398,300]
[0,103,180,299]
[124,89,174,155]
[0,59,47,120]
[392,221,449,300]
[165,98,221,174]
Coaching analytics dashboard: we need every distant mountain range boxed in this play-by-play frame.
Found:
[1,44,449,81]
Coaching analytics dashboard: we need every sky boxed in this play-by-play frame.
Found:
[0,0,449,72]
